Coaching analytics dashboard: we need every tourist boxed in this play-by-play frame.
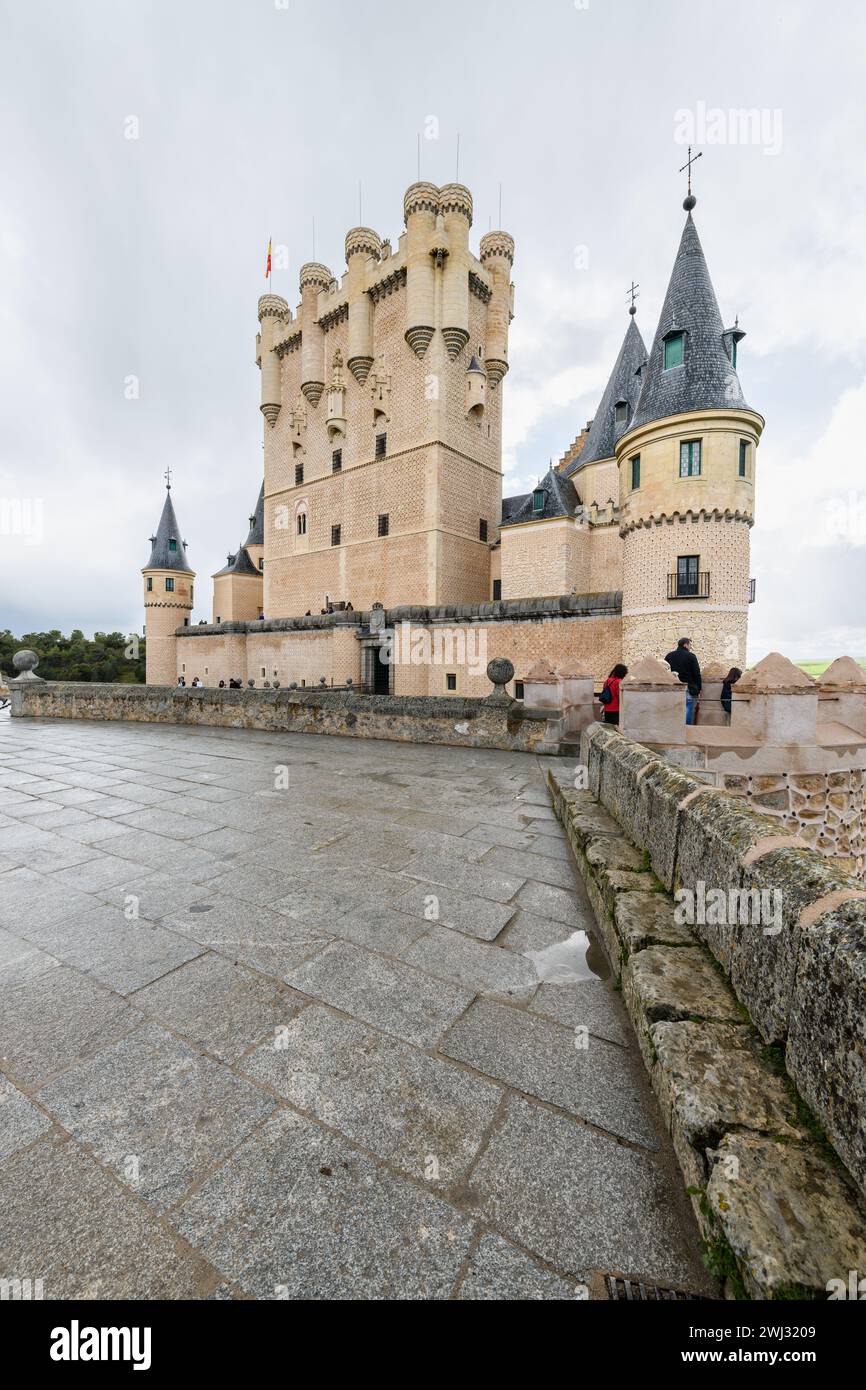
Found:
[218,679,225,689]
[599,664,627,726]
[720,667,742,726]
[176,675,186,687]
[191,675,203,688]
[664,637,702,725]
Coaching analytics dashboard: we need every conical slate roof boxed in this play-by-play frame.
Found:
[629,213,752,431]
[144,488,192,573]
[213,543,260,578]
[501,466,579,527]
[565,316,647,476]
[245,483,264,547]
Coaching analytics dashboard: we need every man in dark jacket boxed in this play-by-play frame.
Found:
[664,637,702,725]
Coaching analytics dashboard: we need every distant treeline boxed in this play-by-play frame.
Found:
[0,630,146,684]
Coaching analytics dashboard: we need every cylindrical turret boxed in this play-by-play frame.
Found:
[479,230,515,385]
[403,181,439,358]
[257,294,289,427]
[299,262,331,406]
[439,183,472,360]
[345,227,381,384]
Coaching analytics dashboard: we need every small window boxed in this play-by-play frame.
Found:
[492,579,502,600]
[664,333,684,369]
[533,488,545,513]
[479,518,488,542]
[297,512,307,536]
[738,440,749,477]
[258,558,264,570]
[378,513,389,537]
[614,401,628,427]
[146,576,153,591]
[295,462,304,485]
[183,618,189,626]
[190,585,193,603]
[331,524,341,546]
[216,616,221,624]
[630,455,641,490]
[332,450,342,473]
[514,681,525,701]
[165,577,174,592]
[168,538,177,553]
[446,673,457,692]
[679,439,702,478]
[375,433,387,458]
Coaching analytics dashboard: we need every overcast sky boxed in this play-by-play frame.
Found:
[2,0,865,664]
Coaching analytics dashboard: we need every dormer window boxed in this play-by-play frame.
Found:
[663,332,685,370]
[614,400,628,427]
[533,488,545,513]
[168,538,177,552]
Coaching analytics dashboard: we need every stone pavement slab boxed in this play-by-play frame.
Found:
[285,940,475,1047]
[442,998,659,1148]
[241,1004,502,1184]
[174,1107,475,1300]
[37,1021,275,1212]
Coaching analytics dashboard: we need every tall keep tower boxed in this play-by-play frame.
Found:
[142,481,195,684]
[616,193,763,668]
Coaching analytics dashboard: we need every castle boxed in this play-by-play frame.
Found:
[143,180,763,694]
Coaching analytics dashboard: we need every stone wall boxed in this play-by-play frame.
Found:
[575,721,866,1217]
[9,682,552,754]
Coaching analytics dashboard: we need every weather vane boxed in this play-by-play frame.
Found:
[626,280,640,316]
[678,145,702,210]
[164,466,172,490]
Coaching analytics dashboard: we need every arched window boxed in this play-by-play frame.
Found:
[297,511,307,536]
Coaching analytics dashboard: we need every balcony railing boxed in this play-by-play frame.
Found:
[748,578,756,603]
[667,571,710,600]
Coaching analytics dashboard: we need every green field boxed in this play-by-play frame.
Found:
[797,659,866,679]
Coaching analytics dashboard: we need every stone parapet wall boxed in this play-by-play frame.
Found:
[9,682,552,754]
[547,749,866,1297]
[574,722,866,1209]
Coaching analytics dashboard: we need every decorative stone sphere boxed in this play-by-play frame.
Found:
[247,679,255,688]
[272,681,280,689]
[289,682,298,690]
[13,650,39,674]
[486,657,515,688]
[320,676,327,686]
[346,677,353,687]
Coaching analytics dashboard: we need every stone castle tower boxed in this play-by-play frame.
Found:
[616,196,763,668]
[255,182,515,616]
[142,483,195,684]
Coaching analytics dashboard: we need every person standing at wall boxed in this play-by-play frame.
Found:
[720,667,742,726]
[664,637,702,725]
[600,664,628,726]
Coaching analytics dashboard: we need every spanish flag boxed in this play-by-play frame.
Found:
[265,237,272,279]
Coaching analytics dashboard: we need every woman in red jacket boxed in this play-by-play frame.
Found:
[600,664,628,726]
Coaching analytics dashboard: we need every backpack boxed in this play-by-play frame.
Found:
[600,681,614,706]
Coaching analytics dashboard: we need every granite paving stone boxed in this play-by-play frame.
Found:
[285,941,475,1047]
[401,925,538,1003]
[468,1097,706,1287]
[442,997,658,1148]
[390,881,515,941]
[241,1005,502,1184]
[173,1107,475,1299]
[399,850,525,904]
[457,1234,589,1300]
[37,1021,275,1212]
[0,1134,222,1298]
[0,1073,53,1159]
[130,953,299,1062]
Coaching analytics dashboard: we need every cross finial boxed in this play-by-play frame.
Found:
[626,280,640,316]
[164,466,172,490]
[678,145,702,210]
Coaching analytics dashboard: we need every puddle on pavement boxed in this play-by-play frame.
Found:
[523,929,610,984]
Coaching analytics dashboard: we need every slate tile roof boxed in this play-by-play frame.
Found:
[144,490,193,573]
